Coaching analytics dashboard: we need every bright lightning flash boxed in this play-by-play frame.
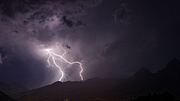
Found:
[43,46,84,82]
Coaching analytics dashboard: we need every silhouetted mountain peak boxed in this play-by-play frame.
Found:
[52,81,62,85]
[154,58,180,86]
[134,67,152,78]
[166,58,180,68]
[158,58,180,75]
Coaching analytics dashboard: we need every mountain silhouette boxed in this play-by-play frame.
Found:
[153,58,180,96]
[18,58,180,101]
[156,58,180,78]
[132,67,153,80]
[0,90,16,101]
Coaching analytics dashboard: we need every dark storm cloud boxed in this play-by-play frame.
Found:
[0,0,103,41]
[80,0,180,78]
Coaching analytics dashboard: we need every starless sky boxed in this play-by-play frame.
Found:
[0,0,180,89]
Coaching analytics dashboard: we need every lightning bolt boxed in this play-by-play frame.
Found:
[44,45,84,82]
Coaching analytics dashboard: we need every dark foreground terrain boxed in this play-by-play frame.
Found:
[0,58,180,101]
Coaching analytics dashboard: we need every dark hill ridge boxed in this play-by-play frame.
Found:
[19,79,122,99]
[156,58,180,78]
[18,58,180,101]
[152,58,180,95]
[0,91,16,101]
[131,67,153,80]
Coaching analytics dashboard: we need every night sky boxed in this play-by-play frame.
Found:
[0,0,180,89]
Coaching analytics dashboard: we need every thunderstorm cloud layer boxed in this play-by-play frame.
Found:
[0,0,180,89]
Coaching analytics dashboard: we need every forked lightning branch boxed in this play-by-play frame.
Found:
[43,44,84,81]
